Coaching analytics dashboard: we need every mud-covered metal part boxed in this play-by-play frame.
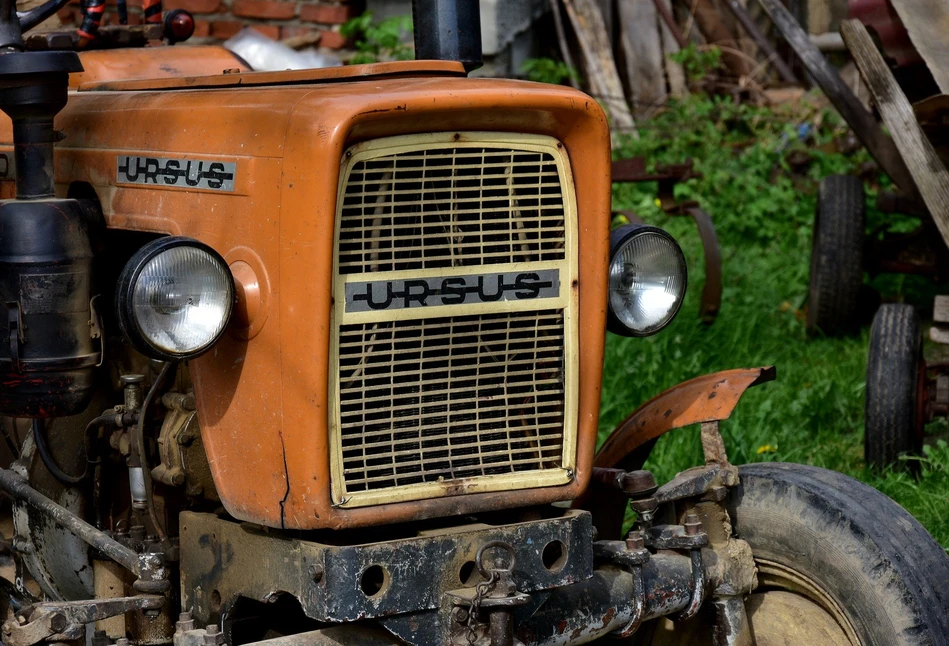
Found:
[152,391,217,499]
[2,595,163,646]
[180,510,593,625]
[0,467,170,593]
[591,539,648,637]
[391,556,697,645]
[446,541,529,646]
[711,595,753,646]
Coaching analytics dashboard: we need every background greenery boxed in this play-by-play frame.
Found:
[600,95,949,548]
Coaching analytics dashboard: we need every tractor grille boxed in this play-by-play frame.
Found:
[331,133,578,507]
[338,310,566,492]
[337,145,567,273]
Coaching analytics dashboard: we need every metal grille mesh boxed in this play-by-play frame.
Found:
[337,146,567,274]
[337,310,566,492]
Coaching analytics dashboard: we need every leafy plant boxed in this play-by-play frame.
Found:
[520,57,580,85]
[340,11,413,65]
[670,43,723,82]
[604,94,949,547]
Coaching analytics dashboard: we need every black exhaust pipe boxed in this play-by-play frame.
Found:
[412,0,482,73]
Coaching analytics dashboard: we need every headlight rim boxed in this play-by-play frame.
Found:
[607,223,688,338]
[116,236,235,361]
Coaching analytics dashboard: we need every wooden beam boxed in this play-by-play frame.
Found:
[657,0,687,97]
[619,0,666,114]
[887,0,949,94]
[755,0,919,200]
[563,0,637,136]
[722,0,797,83]
[549,0,580,89]
[840,19,949,248]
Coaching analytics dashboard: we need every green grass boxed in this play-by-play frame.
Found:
[599,95,949,547]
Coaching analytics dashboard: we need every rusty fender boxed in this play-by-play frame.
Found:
[575,367,775,539]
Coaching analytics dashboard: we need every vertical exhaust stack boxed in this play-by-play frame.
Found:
[412,0,482,72]
[0,22,96,416]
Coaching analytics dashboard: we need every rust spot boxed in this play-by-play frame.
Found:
[601,607,616,626]
[707,392,717,400]
[572,279,579,288]
[664,409,672,417]
[557,620,568,634]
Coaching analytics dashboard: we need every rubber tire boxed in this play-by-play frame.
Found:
[865,304,922,469]
[808,175,865,335]
[728,463,949,645]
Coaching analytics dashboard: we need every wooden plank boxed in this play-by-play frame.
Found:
[549,0,580,89]
[657,0,687,97]
[722,0,797,83]
[755,0,920,201]
[933,295,949,324]
[887,0,949,94]
[563,0,637,135]
[619,0,666,114]
[840,19,949,249]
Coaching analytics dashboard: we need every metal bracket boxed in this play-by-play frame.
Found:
[3,595,164,646]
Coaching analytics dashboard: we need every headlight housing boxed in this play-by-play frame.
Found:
[607,224,687,337]
[117,237,235,361]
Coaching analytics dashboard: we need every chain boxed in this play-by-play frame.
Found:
[464,571,498,646]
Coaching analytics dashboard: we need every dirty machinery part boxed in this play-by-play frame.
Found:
[640,463,949,644]
[808,175,866,335]
[865,303,924,469]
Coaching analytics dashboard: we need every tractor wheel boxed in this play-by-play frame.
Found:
[866,303,924,469]
[640,464,949,645]
[807,175,865,335]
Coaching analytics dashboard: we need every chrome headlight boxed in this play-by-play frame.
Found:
[607,225,687,337]
[117,237,235,360]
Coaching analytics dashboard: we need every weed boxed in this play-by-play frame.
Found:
[604,95,949,547]
[340,11,413,64]
[521,57,580,85]
[670,44,723,83]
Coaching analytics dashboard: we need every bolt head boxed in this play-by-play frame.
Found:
[684,513,703,536]
[48,612,67,633]
[626,531,645,550]
[120,374,145,385]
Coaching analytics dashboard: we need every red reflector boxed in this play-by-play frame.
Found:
[165,9,194,43]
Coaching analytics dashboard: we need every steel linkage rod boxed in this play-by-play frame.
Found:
[0,467,142,576]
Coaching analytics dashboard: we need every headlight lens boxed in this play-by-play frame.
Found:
[118,237,235,360]
[607,225,687,337]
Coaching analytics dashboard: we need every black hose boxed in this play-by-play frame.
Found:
[31,414,116,487]
[136,361,176,543]
[32,418,85,485]
[0,417,19,457]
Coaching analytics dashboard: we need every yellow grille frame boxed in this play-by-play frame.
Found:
[329,132,579,508]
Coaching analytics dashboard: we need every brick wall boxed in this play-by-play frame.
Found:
[56,0,360,49]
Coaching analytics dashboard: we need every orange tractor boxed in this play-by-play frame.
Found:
[0,1,944,644]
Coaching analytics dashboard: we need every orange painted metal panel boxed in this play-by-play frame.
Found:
[69,47,249,89]
[6,69,612,530]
